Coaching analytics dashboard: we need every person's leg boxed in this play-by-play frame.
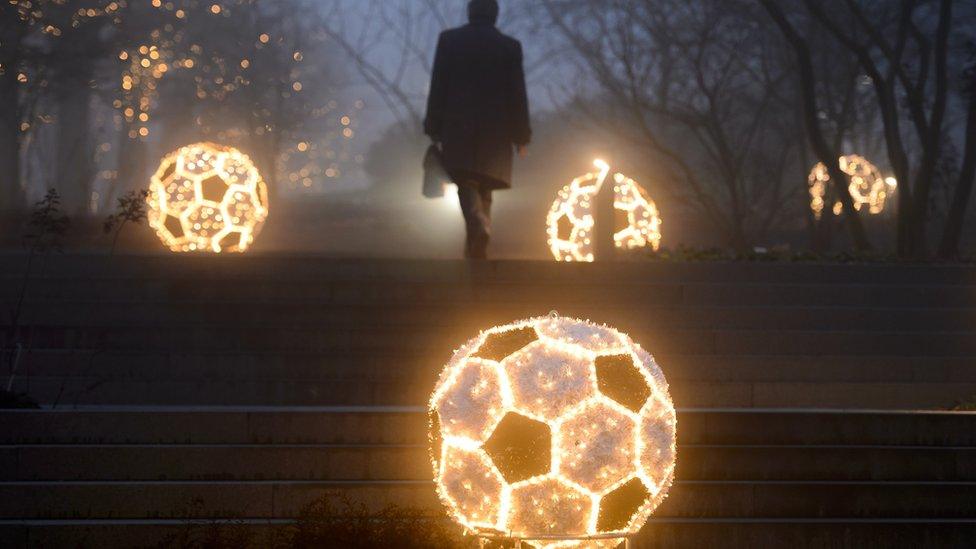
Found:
[480,187,493,221]
[471,187,493,258]
[456,181,490,259]
[456,182,484,258]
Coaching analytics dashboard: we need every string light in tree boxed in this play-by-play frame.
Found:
[147,142,268,253]
[808,154,894,219]
[429,315,677,548]
[118,42,172,139]
[547,160,662,262]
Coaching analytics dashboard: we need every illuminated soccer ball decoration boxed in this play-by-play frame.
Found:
[808,154,893,219]
[547,160,662,262]
[429,315,676,547]
[147,142,269,253]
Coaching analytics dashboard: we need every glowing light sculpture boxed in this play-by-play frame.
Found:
[148,143,269,253]
[547,160,662,262]
[429,314,677,548]
[808,154,890,219]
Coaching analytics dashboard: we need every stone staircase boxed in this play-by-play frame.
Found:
[2,408,974,547]
[2,255,976,547]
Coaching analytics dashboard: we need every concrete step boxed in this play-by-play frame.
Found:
[1,479,972,520]
[5,278,976,308]
[3,409,974,446]
[3,518,975,549]
[10,302,976,332]
[5,325,976,356]
[11,350,976,384]
[3,444,974,482]
[0,408,428,445]
[3,254,976,286]
[2,408,972,546]
[12,376,976,409]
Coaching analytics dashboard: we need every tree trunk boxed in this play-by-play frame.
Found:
[594,174,617,261]
[936,89,976,259]
[114,135,147,201]
[907,0,953,258]
[55,81,95,217]
[761,0,871,251]
[728,217,750,253]
[814,211,835,254]
[0,71,24,213]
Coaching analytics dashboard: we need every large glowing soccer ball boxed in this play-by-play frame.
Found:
[147,142,269,253]
[808,154,891,219]
[428,315,676,547]
[547,160,662,262]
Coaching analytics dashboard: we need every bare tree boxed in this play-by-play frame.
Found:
[42,1,124,216]
[761,0,872,250]
[0,1,63,213]
[317,0,465,132]
[937,42,976,258]
[764,0,976,258]
[532,0,807,250]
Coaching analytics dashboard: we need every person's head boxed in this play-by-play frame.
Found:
[468,0,499,25]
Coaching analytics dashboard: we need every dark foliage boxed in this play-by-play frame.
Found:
[155,494,473,549]
[23,189,69,253]
[103,189,149,234]
[285,494,466,549]
[103,188,149,253]
[0,390,40,409]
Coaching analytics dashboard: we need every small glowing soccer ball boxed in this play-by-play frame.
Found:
[547,160,662,262]
[429,315,676,547]
[809,154,891,219]
[147,142,269,253]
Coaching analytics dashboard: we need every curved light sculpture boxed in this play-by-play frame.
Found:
[428,315,676,547]
[808,154,890,219]
[547,160,662,262]
[147,142,269,253]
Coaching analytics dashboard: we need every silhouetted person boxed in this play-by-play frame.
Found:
[424,0,531,259]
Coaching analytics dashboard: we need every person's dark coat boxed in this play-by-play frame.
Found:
[423,21,531,190]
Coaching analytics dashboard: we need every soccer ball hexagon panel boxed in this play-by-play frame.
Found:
[428,316,677,547]
[147,142,269,253]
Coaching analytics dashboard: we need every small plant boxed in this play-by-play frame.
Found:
[950,396,976,412]
[286,493,468,549]
[640,245,921,264]
[0,390,40,409]
[103,188,149,254]
[156,494,477,549]
[155,498,258,549]
[22,188,70,255]
[2,189,70,407]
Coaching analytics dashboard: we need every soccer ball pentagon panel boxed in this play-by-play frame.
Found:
[147,142,269,253]
[428,316,676,547]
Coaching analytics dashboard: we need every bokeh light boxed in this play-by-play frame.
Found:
[808,154,890,219]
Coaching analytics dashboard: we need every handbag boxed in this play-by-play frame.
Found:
[423,144,450,198]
